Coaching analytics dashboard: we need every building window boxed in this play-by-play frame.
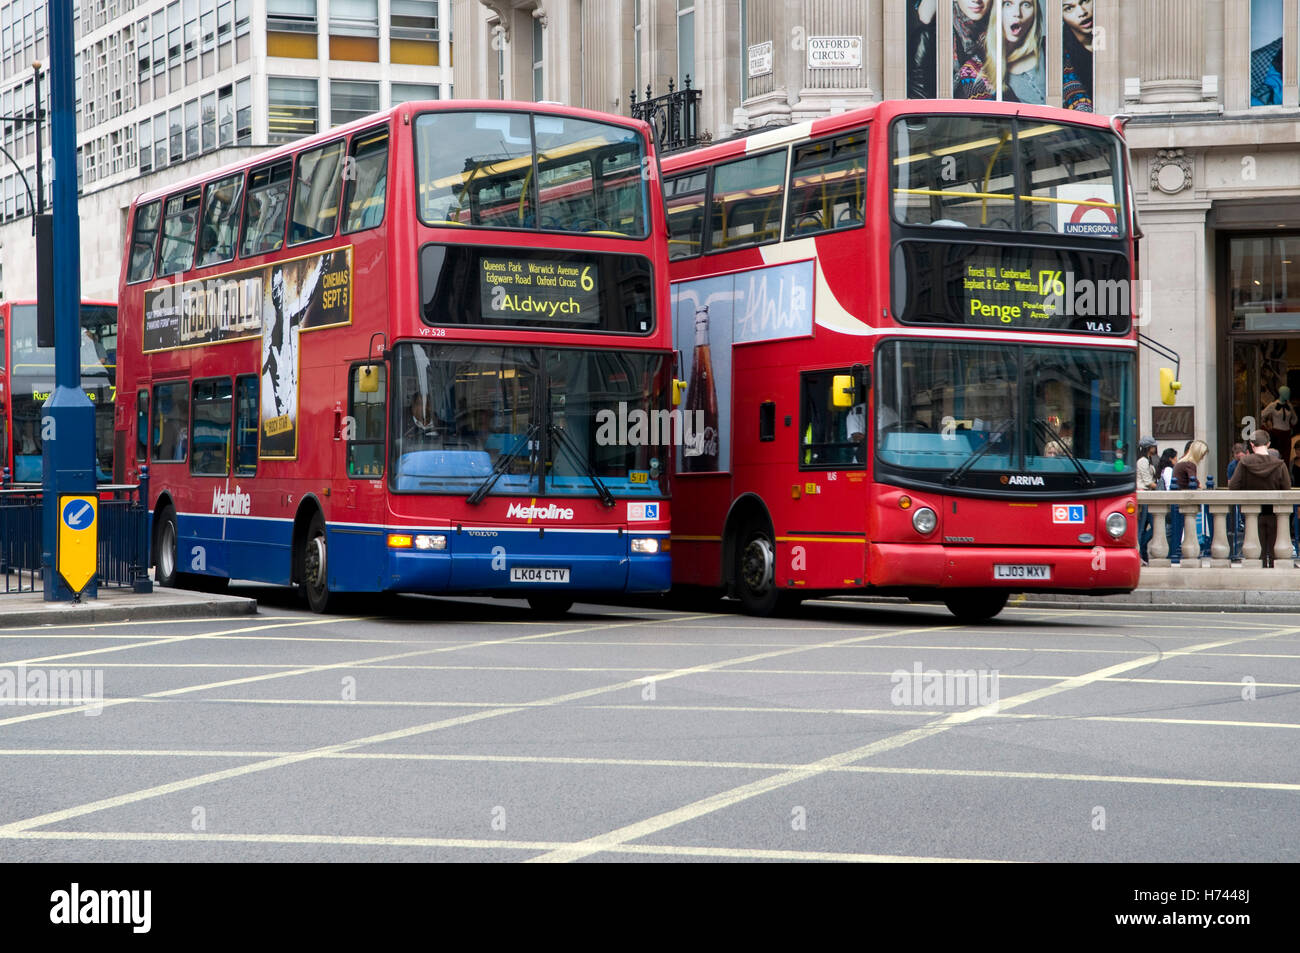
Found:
[267,76,317,144]
[392,82,437,104]
[532,14,543,101]
[391,0,436,40]
[184,97,199,157]
[201,92,217,152]
[331,79,379,127]
[330,0,378,36]
[267,0,315,31]
[677,0,694,87]
[1251,0,1284,106]
[236,77,251,144]
[218,83,234,145]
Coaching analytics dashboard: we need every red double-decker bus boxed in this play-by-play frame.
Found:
[0,299,117,485]
[116,101,671,612]
[662,100,1140,621]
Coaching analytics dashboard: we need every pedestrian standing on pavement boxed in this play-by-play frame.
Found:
[1136,436,1158,563]
[1227,442,1247,560]
[1228,429,1292,568]
[1167,440,1207,562]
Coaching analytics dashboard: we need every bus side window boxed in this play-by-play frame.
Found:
[127,201,162,283]
[135,389,150,462]
[342,129,388,234]
[235,375,258,476]
[240,160,292,258]
[710,150,786,252]
[799,369,864,470]
[785,130,867,238]
[152,381,190,463]
[348,363,386,478]
[157,188,203,277]
[196,172,246,268]
[665,171,707,260]
[190,377,232,476]
[290,139,345,245]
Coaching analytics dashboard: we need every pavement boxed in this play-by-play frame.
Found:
[1,563,1296,626]
[0,583,256,627]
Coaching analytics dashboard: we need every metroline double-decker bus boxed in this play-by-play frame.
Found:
[116,101,671,612]
[662,99,1139,621]
[0,299,117,485]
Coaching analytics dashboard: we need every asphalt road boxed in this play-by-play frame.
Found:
[0,590,1296,863]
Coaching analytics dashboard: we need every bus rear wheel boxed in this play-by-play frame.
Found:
[942,589,1009,623]
[300,512,336,613]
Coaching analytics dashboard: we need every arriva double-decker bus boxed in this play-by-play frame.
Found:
[0,299,117,485]
[116,101,671,612]
[662,99,1139,621]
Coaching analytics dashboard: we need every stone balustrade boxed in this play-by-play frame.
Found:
[1137,489,1300,570]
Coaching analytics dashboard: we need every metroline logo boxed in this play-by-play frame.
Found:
[506,502,575,521]
[211,485,251,515]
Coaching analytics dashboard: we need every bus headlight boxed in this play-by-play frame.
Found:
[414,534,448,550]
[912,507,937,535]
[630,537,661,554]
[1105,513,1128,539]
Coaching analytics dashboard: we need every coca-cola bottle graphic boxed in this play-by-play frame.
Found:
[683,305,719,471]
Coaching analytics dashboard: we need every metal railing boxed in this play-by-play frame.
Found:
[630,77,704,154]
[0,466,153,594]
[1137,488,1300,569]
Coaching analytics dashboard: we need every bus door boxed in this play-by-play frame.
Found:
[787,367,869,590]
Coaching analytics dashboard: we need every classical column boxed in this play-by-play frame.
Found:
[1139,0,1205,104]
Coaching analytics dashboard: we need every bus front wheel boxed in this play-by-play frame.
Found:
[300,512,336,613]
[734,525,800,617]
[155,507,183,588]
[942,589,1009,623]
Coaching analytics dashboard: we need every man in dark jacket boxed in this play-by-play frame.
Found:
[1228,429,1292,567]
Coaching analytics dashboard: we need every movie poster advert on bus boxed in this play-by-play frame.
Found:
[142,247,352,354]
[259,248,353,458]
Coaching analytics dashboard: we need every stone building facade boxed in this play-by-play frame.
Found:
[454,0,1300,473]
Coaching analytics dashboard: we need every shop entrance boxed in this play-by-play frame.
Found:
[1226,235,1300,471]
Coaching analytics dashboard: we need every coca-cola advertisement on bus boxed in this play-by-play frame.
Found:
[672,260,815,474]
[673,276,733,473]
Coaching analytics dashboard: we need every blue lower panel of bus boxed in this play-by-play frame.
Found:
[172,513,669,595]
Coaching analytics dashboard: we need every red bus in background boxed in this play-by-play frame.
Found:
[0,299,117,485]
[116,101,671,612]
[662,100,1140,621]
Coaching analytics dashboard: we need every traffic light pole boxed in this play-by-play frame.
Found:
[41,0,96,602]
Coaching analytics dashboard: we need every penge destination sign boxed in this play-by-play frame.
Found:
[143,247,352,352]
[893,241,1134,335]
[479,255,600,325]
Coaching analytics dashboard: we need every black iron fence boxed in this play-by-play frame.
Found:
[1,466,152,595]
[630,77,704,154]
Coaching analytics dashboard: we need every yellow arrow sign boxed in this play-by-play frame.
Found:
[58,495,98,594]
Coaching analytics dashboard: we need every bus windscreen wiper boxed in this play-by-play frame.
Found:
[1033,418,1096,487]
[466,422,540,505]
[944,418,1014,485]
[548,423,616,508]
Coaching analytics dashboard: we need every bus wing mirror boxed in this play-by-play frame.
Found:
[831,374,855,409]
[1159,367,1181,405]
[672,379,688,407]
[358,365,381,394]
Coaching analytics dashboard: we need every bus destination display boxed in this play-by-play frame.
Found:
[895,241,1133,335]
[478,256,600,325]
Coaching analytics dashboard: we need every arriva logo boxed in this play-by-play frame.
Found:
[1003,475,1046,487]
[506,502,575,520]
[212,485,252,515]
